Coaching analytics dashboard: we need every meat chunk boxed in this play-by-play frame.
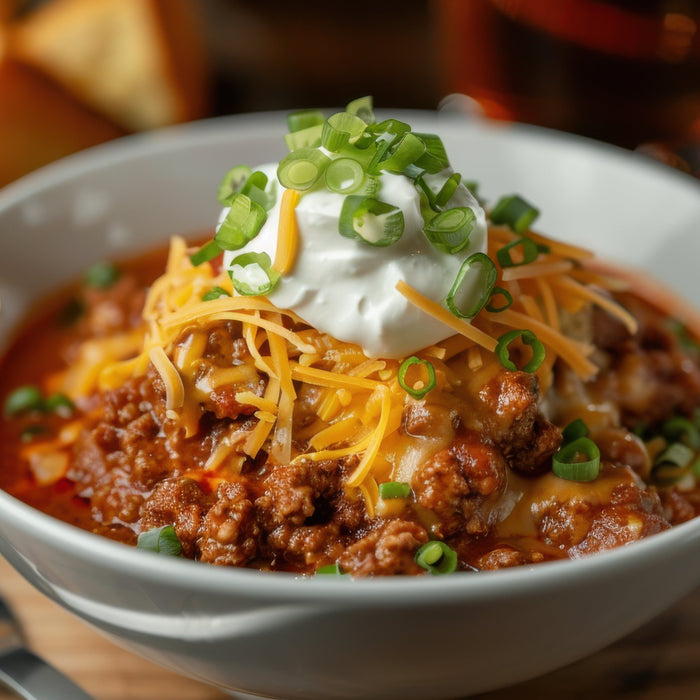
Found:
[339,519,429,576]
[477,371,561,474]
[197,481,259,566]
[476,546,545,570]
[533,468,670,557]
[140,477,210,558]
[411,431,507,537]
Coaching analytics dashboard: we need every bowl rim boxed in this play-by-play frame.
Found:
[2,109,700,603]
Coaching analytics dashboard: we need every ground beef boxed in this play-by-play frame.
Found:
[476,546,545,570]
[141,478,211,558]
[197,481,259,566]
[411,431,506,538]
[7,259,700,577]
[535,472,669,556]
[339,519,429,576]
[476,371,562,474]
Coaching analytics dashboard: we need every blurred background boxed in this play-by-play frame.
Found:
[0,0,698,188]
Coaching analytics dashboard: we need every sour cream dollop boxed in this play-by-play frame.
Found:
[220,164,487,359]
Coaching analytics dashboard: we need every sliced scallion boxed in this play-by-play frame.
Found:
[415,541,458,575]
[424,207,475,254]
[562,418,589,444]
[202,286,231,301]
[84,262,120,289]
[485,286,513,313]
[284,123,323,151]
[552,437,601,482]
[4,385,44,417]
[661,416,700,450]
[338,196,405,247]
[495,329,546,373]
[316,562,345,575]
[496,236,540,268]
[445,252,497,319]
[378,481,412,499]
[346,96,375,124]
[325,158,366,194]
[489,194,540,234]
[215,194,267,250]
[45,392,74,417]
[413,133,449,173]
[137,525,182,556]
[379,133,427,173]
[287,109,324,133]
[322,112,367,152]
[217,164,252,205]
[277,148,330,191]
[189,239,222,267]
[655,442,695,469]
[227,252,280,296]
[398,357,436,400]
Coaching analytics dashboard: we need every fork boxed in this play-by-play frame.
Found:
[0,594,95,700]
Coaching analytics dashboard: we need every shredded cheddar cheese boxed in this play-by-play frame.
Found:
[60,220,646,513]
[273,188,301,275]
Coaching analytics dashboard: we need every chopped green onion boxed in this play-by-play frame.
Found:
[445,252,497,319]
[424,207,475,254]
[325,158,366,194]
[552,437,601,482]
[20,424,47,442]
[653,442,696,485]
[227,252,280,296]
[277,148,330,191]
[434,173,462,209]
[398,357,436,400]
[189,240,223,267]
[217,164,252,205]
[413,133,449,173]
[45,392,74,417]
[485,286,513,313]
[369,119,411,147]
[489,194,540,234]
[416,171,461,211]
[238,170,276,211]
[495,329,546,373]
[378,481,411,499]
[284,124,323,151]
[415,541,458,575]
[496,236,540,268]
[136,525,182,556]
[338,196,405,247]
[239,170,268,196]
[322,112,367,152]
[202,286,231,301]
[287,109,324,133]
[379,133,427,173]
[661,416,700,449]
[84,262,120,289]
[316,562,345,575]
[402,163,427,181]
[215,193,267,250]
[4,385,44,417]
[346,96,375,124]
[655,442,695,469]
[562,418,589,444]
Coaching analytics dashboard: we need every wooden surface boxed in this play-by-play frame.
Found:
[0,555,699,700]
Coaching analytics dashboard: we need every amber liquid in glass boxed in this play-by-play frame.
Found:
[435,0,700,147]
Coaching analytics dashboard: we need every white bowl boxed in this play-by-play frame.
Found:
[1,111,700,700]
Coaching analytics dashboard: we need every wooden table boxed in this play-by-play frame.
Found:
[0,555,699,700]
